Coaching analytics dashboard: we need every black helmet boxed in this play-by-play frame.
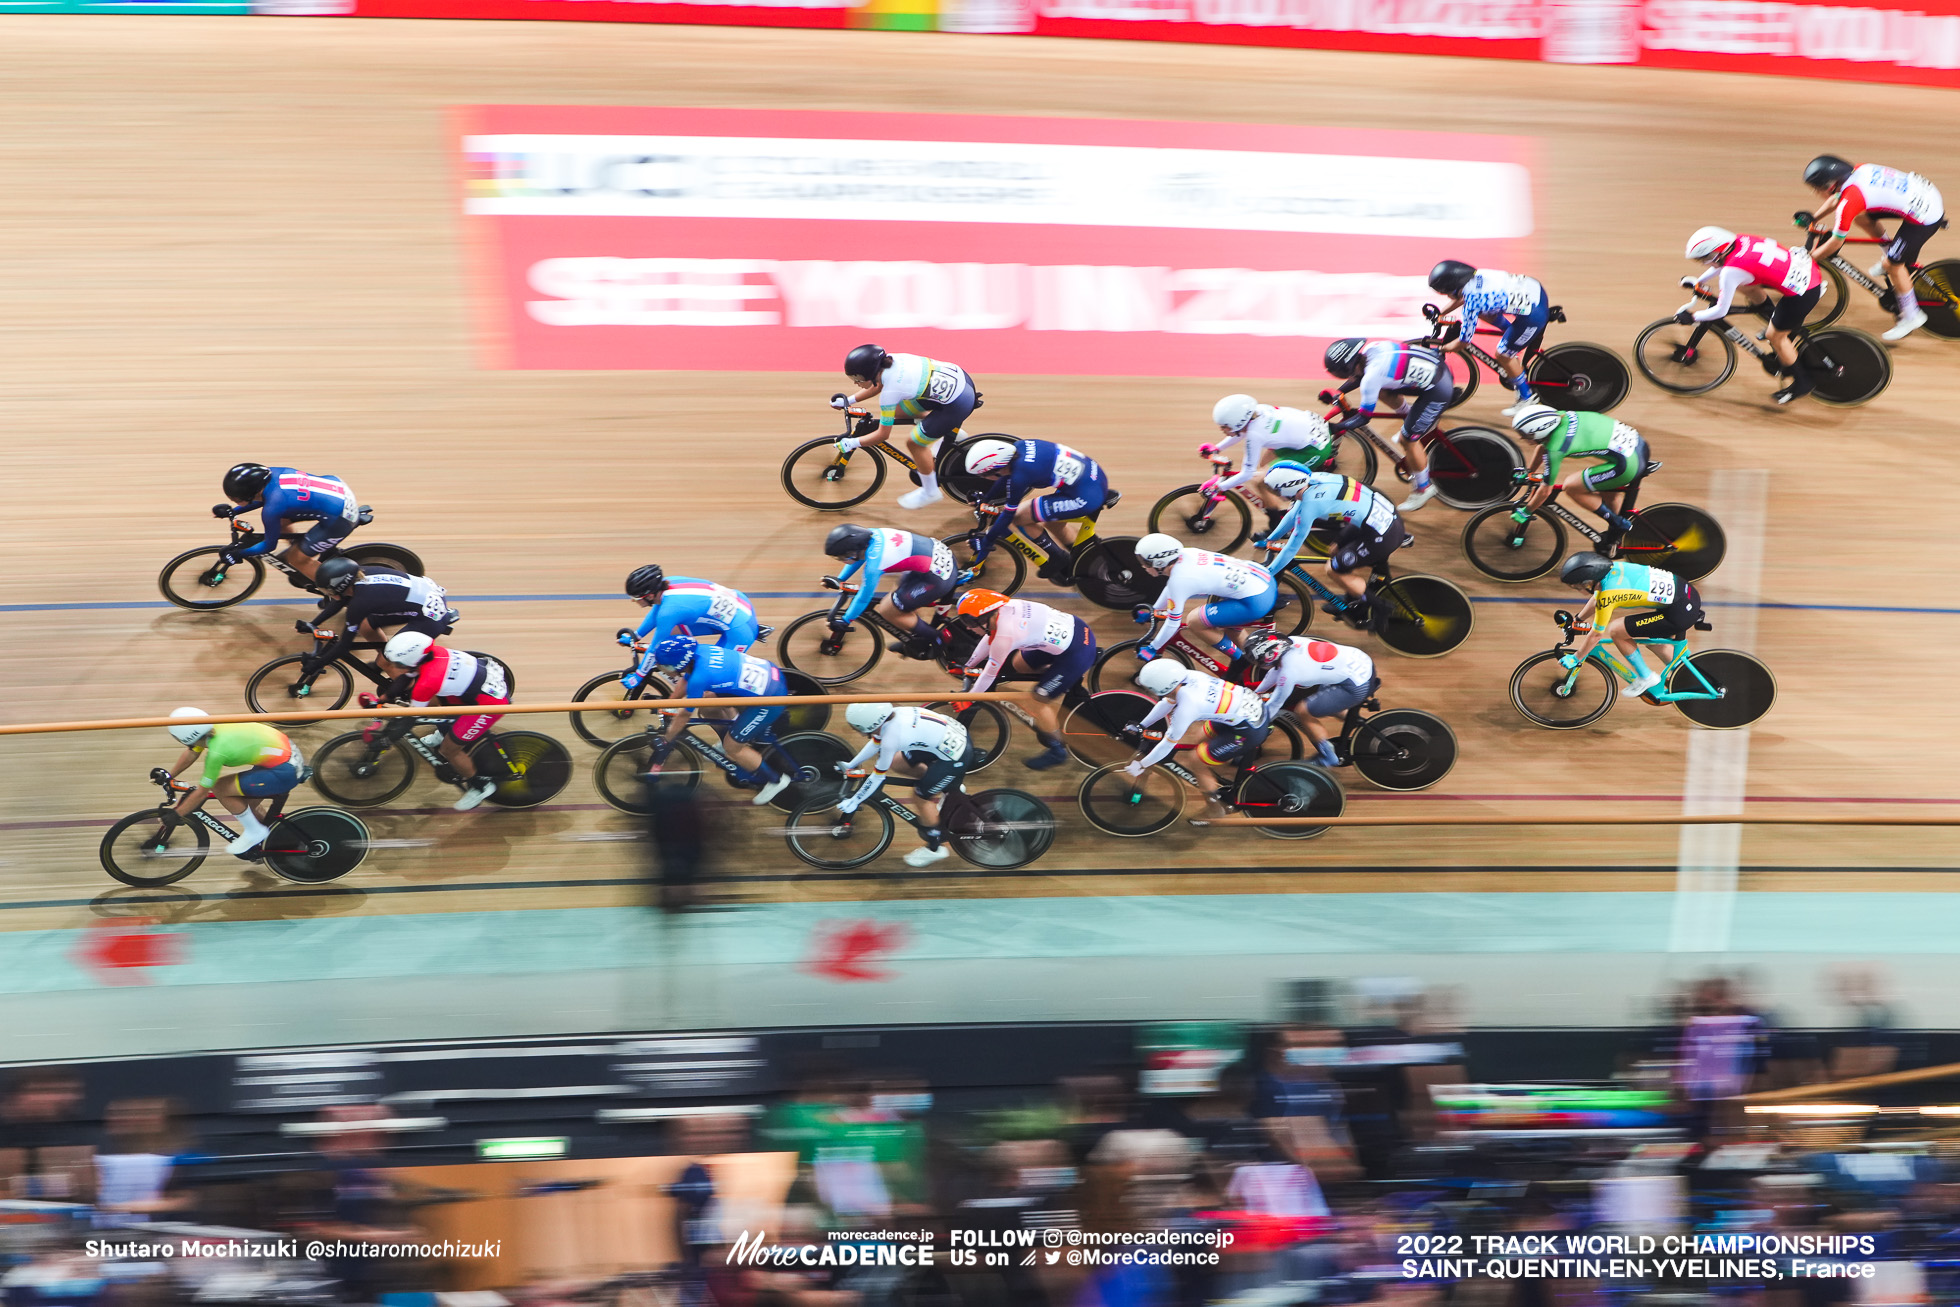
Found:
[1559,552,1613,589]
[1427,259,1476,296]
[625,564,667,599]
[825,524,875,559]
[1803,154,1855,191]
[1247,632,1292,670]
[1324,337,1367,379]
[314,556,362,594]
[844,344,890,383]
[222,462,272,501]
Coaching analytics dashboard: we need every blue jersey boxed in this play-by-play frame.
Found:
[1266,469,1399,572]
[837,529,956,624]
[683,645,786,700]
[632,579,759,646]
[999,440,1104,500]
[237,469,359,558]
[1459,270,1547,339]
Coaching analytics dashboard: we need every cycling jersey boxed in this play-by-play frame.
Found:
[409,646,512,743]
[1458,270,1549,356]
[1147,549,1277,652]
[1255,638,1374,715]
[980,440,1110,540]
[1686,235,1814,321]
[1591,561,1685,632]
[1265,471,1399,573]
[1213,407,1336,492]
[1537,411,1646,486]
[966,599,1081,693]
[1346,341,1449,415]
[233,469,360,559]
[683,645,786,701]
[189,722,294,790]
[316,570,458,661]
[1136,673,1266,770]
[837,529,957,622]
[841,707,970,806]
[870,354,976,446]
[1831,164,1944,234]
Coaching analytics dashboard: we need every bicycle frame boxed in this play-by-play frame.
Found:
[962,501,1101,578]
[1548,619,1722,705]
[822,407,932,478]
[146,776,287,849]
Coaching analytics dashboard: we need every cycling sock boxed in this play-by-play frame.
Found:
[922,825,944,851]
[1626,650,1655,682]
[920,472,940,494]
[1214,637,1240,658]
[1413,469,1433,492]
[1036,731,1063,751]
[1030,529,1058,554]
[236,810,270,841]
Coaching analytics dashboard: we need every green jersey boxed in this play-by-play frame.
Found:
[1539,410,1644,483]
[192,722,293,788]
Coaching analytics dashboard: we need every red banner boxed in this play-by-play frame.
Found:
[462,106,1536,374]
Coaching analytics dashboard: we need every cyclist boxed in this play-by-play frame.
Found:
[1678,226,1821,405]
[371,631,512,811]
[158,707,303,856]
[1323,337,1453,513]
[647,636,793,806]
[955,589,1097,770]
[1510,404,1646,534]
[823,524,957,657]
[303,563,459,666]
[1557,552,1705,699]
[213,463,364,585]
[1427,260,1550,415]
[1803,154,1946,341]
[835,702,972,868]
[1132,533,1278,667]
[963,438,1111,583]
[1122,661,1269,820]
[831,344,978,510]
[1259,464,1403,630]
[1204,395,1337,535]
[1245,633,1377,771]
[620,565,762,694]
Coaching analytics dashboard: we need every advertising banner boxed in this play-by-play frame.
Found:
[462,106,1535,374]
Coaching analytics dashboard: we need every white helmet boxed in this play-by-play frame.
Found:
[1263,464,1314,499]
[1136,660,1189,697]
[1135,533,1183,570]
[1685,226,1737,263]
[1510,404,1566,442]
[845,702,896,735]
[963,439,1017,476]
[1211,394,1260,434]
[384,631,435,666]
[167,706,212,747]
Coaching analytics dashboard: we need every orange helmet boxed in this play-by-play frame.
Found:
[954,589,1010,622]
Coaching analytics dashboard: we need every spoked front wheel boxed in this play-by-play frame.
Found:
[948,789,1056,869]
[1147,486,1252,554]
[309,731,417,807]
[1089,641,1195,696]
[776,610,885,686]
[264,807,370,884]
[100,810,209,887]
[1347,709,1457,792]
[1802,327,1891,407]
[1060,690,1157,767]
[1461,504,1566,582]
[594,734,707,815]
[930,701,1009,773]
[1634,318,1737,395]
[782,798,895,870]
[1509,650,1616,729]
[473,731,573,808]
[245,654,355,723]
[1372,576,1474,657]
[158,547,265,610]
[941,531,1027,597]
[1529,342,1631,413]
[781,437,887,511]
[1669,650,1776,729]
[1232,761,1344,839]
[1076,764,1185,837]
[1425,427,1523,510]
[1620,504,1726,580]
[568,670,677,748]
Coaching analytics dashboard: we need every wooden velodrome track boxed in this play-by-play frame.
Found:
[2,16,1958,933]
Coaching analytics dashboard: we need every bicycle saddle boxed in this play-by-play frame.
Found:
[1104,488,1123,510]
[1643,460,1664,477]
[1549,305,1568,324]
[1398,532,1416,550]
[356,505,375,526]
[1693,619,1713,631]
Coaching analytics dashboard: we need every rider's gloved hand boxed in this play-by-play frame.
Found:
[837,792,863,816]
[1559,653,1581,670]
[835,437,862,454]
[1198,442,1220,458]
[1118,721,1145,742]
[217,547,243,567]
[827,617,850,636]
[829,393,850,411]
[157,807,183,829]
[211,503,235,519]
[1123,760,1147,778]
[1679,276,1700,290]
[1673,310,1697,326]
[616,628,637,648]
[1134,645,1157,663]
[358,693,381,709]
[294,620,316,636]
[820,576,842,591]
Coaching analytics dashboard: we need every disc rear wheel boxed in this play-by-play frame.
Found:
[948,789,1056,869]
[1802,327,1891,407]
[1348,710,1456,791]
[1911,260,1960,337]
[1373,576,1473,656]
[1072,537,1164,611]
[1669,650,1776,729]
[1232,761,1344,839]
[1620,504,1725,580]
[1425,427,1522,510]
[264,808,370,883]
[473,731,573,808]
[1529,342,1630,413]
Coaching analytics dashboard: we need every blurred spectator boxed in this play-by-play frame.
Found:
[288,1104,418,1300]
[1829,964,1903,1081]
[1251,1027,1358,1181]
[0,1068,91,1201]
[645,783,713,913]
[1675,976,1766,1139]
[93,1097,192,1227]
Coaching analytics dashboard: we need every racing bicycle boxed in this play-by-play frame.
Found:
[592,720,854,817]
[565,630,838,748]
[780,775,1056,871]
[1632,288,1891,405]
[940,498,1153,611]
[1251,535,1475,658]
[309,715,573,809]
[1145,447,1378,556]
[100,770,370,887]
[159,512,424,611]
[1791,208,1960,337]
[1461,469,1726,583]
[1076,747,1344,840]
[779,405,1011,510]
[1509,609,1775,730]
[1430,304,1631,413]
[243,629,496,724]
[1318,390,1524,511]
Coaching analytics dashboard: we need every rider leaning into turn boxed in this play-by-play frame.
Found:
[1132,533,1278,668]
[304,561,459,666]
[371,631,513,811]
[1557,552,1705,699]
[1678,226,1821,405]
[1123,661,1270,820]
[1246,633,1378,771]
[1322,336,1454,514]
[157,707,304,856]
[832,344,979,511]
[823,524,958,657]
[1510,404,1648,535]
[1203,394,1338,535]
[620,565,762,692]
[1802,153,1946,342]
[647,637,794,807]
[836,702,972,869]
[963,438,1111,583]
[956,589,1098,771]
[1259,464,1404,631]
[1426,260,1551,415]
[214,463,365,584]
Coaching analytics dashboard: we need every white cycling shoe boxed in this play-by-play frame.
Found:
[454,776,498,810]
[1869,257,1892,280]
[752,773,792,807]
[904,844,951,868]
[1623,670,1662,699]
[1397,485,1439,513]
[1883,307,1929,341]
[897,486,944,510]
[1499,400,1535,417]
[227,823,270,857]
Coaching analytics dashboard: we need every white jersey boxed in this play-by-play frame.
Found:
[965,599,1076,693]
[1147,550,1275,651]
[1255,638,1374,713]
[1840,164,1944,226]
[875,354,969,411]
[872,706,969,768]
[1461,269,1544,316]
[1136,673,1266,769]
[1215,406,1334,493]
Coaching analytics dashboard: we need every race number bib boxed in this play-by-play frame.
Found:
[705,585,743,626]
[1648,572,1677,604]
[1363,494,1396,533]
[1401,354,1441,390]
[736,655,772,696]
[404,576,450,622]
[924,361,967,405]
[1608,425,1643,457]
[929,540,957,579]
[1040,612,1075,650]
[480,657,510,700]
[1051,444,1089,486]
